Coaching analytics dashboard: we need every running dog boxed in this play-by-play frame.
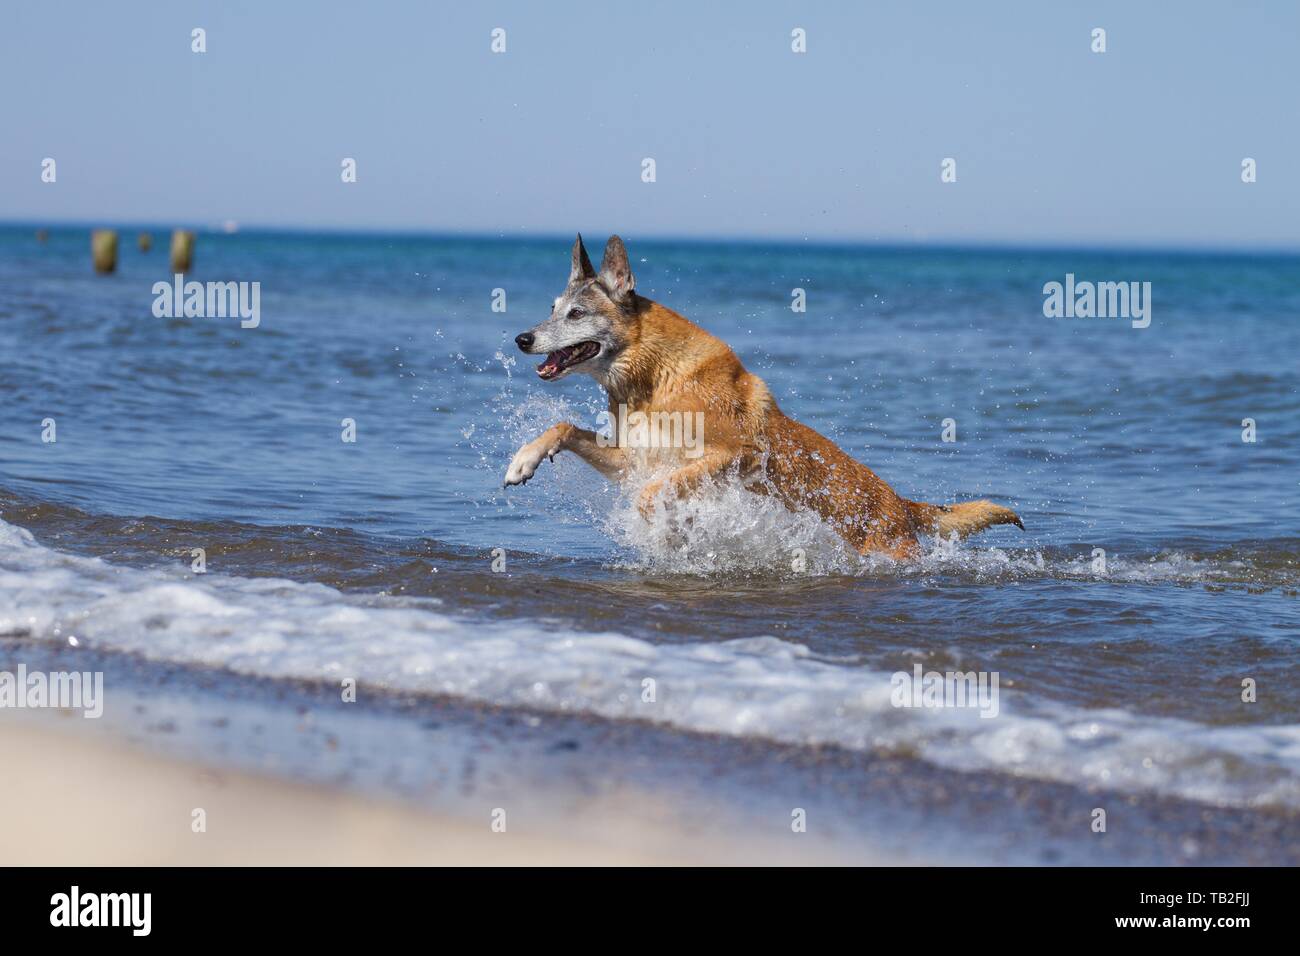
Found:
[504,235,1022,558]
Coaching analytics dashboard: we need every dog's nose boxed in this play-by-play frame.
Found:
[515,332,535,352]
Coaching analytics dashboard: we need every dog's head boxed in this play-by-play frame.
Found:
[515,234,639,384]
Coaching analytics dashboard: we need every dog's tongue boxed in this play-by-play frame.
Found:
[537,349,566,379]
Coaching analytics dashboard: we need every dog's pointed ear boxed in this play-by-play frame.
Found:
[598,235,635,303]
[570,234,595,284]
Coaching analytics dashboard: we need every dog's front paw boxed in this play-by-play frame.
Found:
[504,443,547,486]
[504,424,572,487]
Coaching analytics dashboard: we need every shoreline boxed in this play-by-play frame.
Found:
[3,641,1298,866]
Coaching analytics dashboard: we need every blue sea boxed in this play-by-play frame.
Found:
[1,225,1298,862]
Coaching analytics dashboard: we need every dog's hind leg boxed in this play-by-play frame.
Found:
[852,531,921,561]
[504,422,629,486]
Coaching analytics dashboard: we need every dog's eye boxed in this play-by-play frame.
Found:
[567,307,585,320]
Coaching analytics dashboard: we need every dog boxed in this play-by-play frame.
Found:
[504,235,1022,559]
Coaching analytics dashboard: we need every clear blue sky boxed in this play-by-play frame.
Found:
[2,0,1296,247]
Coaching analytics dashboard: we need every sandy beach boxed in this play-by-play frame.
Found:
[0,717,838,867]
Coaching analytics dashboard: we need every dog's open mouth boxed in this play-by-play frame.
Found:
[537,341,600,380]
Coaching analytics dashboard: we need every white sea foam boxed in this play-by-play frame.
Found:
[1,515,1296,808]
[603,472,1290,587]
[605,472,866,576]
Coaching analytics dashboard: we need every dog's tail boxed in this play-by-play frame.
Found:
[905,498,1023,539]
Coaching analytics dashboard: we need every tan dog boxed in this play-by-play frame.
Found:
[505,235,1022,559]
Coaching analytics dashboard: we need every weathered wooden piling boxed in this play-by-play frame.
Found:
[91,230,118,274]
[170,229,195,272]
[137,232,153,252]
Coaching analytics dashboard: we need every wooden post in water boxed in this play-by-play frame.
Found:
[137,232,153,252]
[35,229,49,244]
[170,229,195,273]
[91,230,118,274]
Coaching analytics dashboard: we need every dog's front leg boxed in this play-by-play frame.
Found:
[504,423,629,486]
[636,450,736,518]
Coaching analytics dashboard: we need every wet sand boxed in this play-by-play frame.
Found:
[1,719,826,866]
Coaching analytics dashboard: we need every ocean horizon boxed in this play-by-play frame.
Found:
[10,221,1300,257]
